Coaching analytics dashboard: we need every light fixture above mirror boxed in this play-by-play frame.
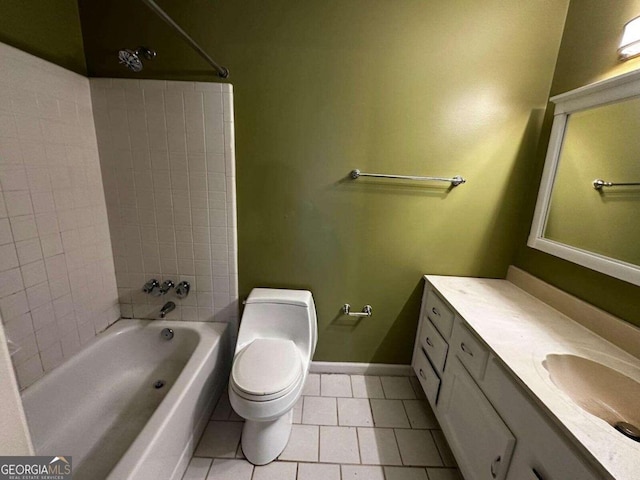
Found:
[619,15,640,60]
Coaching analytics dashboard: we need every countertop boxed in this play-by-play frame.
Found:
[425,275,640,480]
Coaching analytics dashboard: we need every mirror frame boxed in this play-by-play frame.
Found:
[528,68,640,287]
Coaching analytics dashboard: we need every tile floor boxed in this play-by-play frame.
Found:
[183,374,462,480]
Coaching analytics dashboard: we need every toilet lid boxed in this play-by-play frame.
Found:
[232,338,302,397]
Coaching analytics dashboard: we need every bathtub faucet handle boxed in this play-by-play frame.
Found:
[176,281,190,298]
[157,280,175,296]
[143,279,159,294]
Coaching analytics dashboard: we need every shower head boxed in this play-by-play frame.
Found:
[118,46,157,72]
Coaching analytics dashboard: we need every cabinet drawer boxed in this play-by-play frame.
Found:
[419,318,449,373]
[413,347,441,407]
[451,320,489,380]
[425,290,455,339]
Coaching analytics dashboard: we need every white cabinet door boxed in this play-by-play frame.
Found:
[439,357,516,480]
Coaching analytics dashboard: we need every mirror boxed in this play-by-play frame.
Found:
[529,69,640,286]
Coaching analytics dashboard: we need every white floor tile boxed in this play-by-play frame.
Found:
[319,426,360,464]
[370,399,410,428]
[302,396,337,425]
[182,457,212,480]
[403,400,438,429]
[187,383,460,480]
[321,374,352,397]
[292,397,303,423]
[384,466,429,480]
[252,461,297,480]
[431,430,457,467]
[380,376,416,399]
[279,424,319,462]
[303,373,320,395]
[395,429,442,466]
[357,428,402,465]
[297,463,340,480]
[425,468,463,480]
[195,421,243,458]
[205,459,253,480]
[351,375,385,399]
[341,465,385,480]
[338,398,373,426]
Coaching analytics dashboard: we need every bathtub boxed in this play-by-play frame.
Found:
[21,319,230,480]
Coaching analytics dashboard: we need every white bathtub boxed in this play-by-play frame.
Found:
[21,319,230,480]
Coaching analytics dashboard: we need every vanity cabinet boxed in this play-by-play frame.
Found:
[412,283,603,480]
[482,358,601,480]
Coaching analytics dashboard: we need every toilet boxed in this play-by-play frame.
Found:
[228,288,318,465]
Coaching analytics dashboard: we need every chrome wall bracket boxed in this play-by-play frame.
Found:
[343,304,373,317]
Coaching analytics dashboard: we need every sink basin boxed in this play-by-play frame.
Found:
[544,354,640,440]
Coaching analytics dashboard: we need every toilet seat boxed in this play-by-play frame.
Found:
[231,338,303,402]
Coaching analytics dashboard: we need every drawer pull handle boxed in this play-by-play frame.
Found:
[490,455,501,478]
[419,368,426,380]
[425,337,434,347]
[431,307,440,316]
[460,342,473,357]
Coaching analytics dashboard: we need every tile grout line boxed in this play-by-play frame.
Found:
[400,398,412,429]
[355,424,363,467]
[202,458,213,480]
[391,427,405,468]
[316,423,321,464]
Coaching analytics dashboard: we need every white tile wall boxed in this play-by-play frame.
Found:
[90,79,238,326]
[0,42,120,389]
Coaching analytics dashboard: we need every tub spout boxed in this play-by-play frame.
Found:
[160,301,175,318]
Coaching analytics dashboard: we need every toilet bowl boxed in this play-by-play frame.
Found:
[228,288,317,465]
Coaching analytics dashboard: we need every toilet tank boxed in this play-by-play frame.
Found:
[236,288,318,362]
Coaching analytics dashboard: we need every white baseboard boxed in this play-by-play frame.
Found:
[310,361,413,376]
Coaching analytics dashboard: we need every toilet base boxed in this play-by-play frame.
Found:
[241,409,293,465]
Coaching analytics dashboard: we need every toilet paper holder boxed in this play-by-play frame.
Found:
[342,304,373,317]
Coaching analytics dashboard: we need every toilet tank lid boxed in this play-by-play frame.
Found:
[246,288,313,307]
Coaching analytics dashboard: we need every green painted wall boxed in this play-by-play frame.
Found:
[0,0,86,74]
[5,0,636,353]
[515,0,640,327]
[78,0,569,363]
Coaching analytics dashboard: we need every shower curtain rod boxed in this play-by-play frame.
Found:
[140,0,229,78]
